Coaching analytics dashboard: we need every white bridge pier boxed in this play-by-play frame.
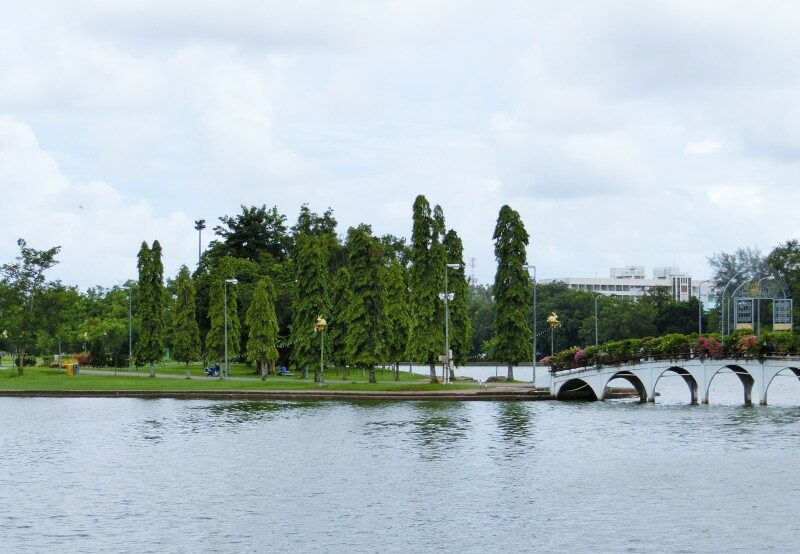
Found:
[549,358,800,405]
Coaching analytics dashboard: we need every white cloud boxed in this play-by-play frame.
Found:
[685,140,729,155]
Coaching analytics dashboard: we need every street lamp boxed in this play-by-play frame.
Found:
[223,278,238,380]
[547,312,561,355]
[697,279,711,335]
[594,294,602,347]
[756,276,775,337]
[194,219,206,268]
[438,263,461,384]
[522,264,537,386]
[315,315,327,384]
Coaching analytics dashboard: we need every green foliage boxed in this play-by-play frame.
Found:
[468,285,495,358]
[328,266,351,367]
[204,276,241,362]
[492,205,532,367]
[343,226,385,382]
[245,276,280,369]
[290,233,331,372]
[134,241,165,371]
[209,204,291,263]
[406,195,445,373]
[381,259,410,364]
[172,265,201,365]
[444,230,472,366]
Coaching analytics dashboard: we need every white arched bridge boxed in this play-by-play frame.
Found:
[550,358,800,405]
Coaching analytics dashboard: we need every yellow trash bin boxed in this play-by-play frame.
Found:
[65,363,74,376]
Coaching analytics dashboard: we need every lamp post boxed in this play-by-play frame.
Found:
[697,279,711,335]
[440,263,461,385]
[223,278,238,380]
[756,276,775,337]
[547,312,561,355]
[315,315,327,384]
[194,219,206,268]
[522,264,537,386]
[594,294,602,347]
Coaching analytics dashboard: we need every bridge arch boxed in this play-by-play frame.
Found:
[604,371,647,403]
[555,378,601,401]
[761,366,800,405]
[704,364,755,405]
[652,366,699,405]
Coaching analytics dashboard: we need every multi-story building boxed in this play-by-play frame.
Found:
[542,266,713,303]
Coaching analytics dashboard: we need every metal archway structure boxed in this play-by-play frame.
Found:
[726,271,793,334]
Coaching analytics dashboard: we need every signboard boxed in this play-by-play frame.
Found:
[774,299,793,332]
[735,298,754,330]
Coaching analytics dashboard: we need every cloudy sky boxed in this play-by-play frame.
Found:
[2,1,800,288]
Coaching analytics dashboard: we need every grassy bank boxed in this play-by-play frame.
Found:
[0,366,479,393]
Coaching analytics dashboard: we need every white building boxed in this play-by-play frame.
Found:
[542,266,713,303]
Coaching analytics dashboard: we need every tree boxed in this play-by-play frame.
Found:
[381,259,410,381]
[406,195,445,383]
[134,241,165,377]
[246,276,280,379]
[492,205,532,380]
[468,285,495,358]
[328,266,351,378]
[767,239,800,323]
[0,238,61,375]
[343,226,385,383]
[205,276,241,368]
[210,204,291,263]
[172,265,200,378]
[290,233,330,379]
[444,229,472,376]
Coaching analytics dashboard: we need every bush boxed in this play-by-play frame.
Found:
[14,355,37,368]
[74,351,91,365]
[696,334,723,359]
[761,330,797,355]
[736,334,761,357]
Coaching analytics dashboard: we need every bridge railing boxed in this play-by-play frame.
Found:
[548,353,800,374]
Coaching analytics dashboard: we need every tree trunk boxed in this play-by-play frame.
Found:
[507,362,514,381]
[449,364,456,381]
[149,362,156,378]
[368,367,376,383]
[429,361,438,383]
[342,364,349,380]
[17,349,24,377]
[313,369,320,382]
[260,360,266,380]
[185,362,191,379]
[301,367,308,379]
[394,361,400,381]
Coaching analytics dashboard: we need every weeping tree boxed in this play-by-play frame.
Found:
[444,229,472,377]
[172,265,200,379]
[343,225,385,383]
[406,195,445,383]
[134,240,165,377]
[290,233,330,380]
[492,205,532,381]
[246,276,279,379]
[381,258,410,381]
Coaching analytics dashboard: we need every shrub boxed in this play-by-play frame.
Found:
[74,351,91,365]
[696,334,723,359]
[761,330,797,355]
[14,355,37,368]
[736,334,761,357]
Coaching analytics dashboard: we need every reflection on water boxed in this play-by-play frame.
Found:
[3,390,800,552]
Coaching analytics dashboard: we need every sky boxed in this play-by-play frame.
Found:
[2,0,800,289]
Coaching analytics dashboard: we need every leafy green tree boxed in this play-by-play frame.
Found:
[290,233,330,379]
[172,265,200,378]
[134,240,165,376]
[0,238,61,375]
[381,259,410,381]
[209,204,291,263]
[343,225,385,383]
[246,276,280,379]
[328,266,351,378]
[492,205,532,380]
[444,229,472,374]
[406,195,445,383]
[468,285,495,358]
[767,239,800,324]
[205,276,241,368]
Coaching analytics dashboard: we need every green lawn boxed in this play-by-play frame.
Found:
[0,366,478,392]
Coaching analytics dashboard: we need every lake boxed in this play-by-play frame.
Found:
[2,372,800,552]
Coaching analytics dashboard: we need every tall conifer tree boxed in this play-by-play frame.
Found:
[343,225,385,383]
[492,205,532,380]
[406,195,445,383]
[134,240,165,377]
[172,265,200,378]
[329,266,351,378]
[382,258,410,381]
[290,233,330,379]
[444,230,472,376]
[246,276,280,379]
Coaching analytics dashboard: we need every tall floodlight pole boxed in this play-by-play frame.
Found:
[594,294,602,347]
[194,219,206,268]
[223,278,238,380]
[697,279,711,335]
[523,265,537,386]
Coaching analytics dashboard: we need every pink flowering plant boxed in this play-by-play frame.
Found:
[737,334,761,357]
[574,348,586,363]
[696,335,723,359]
